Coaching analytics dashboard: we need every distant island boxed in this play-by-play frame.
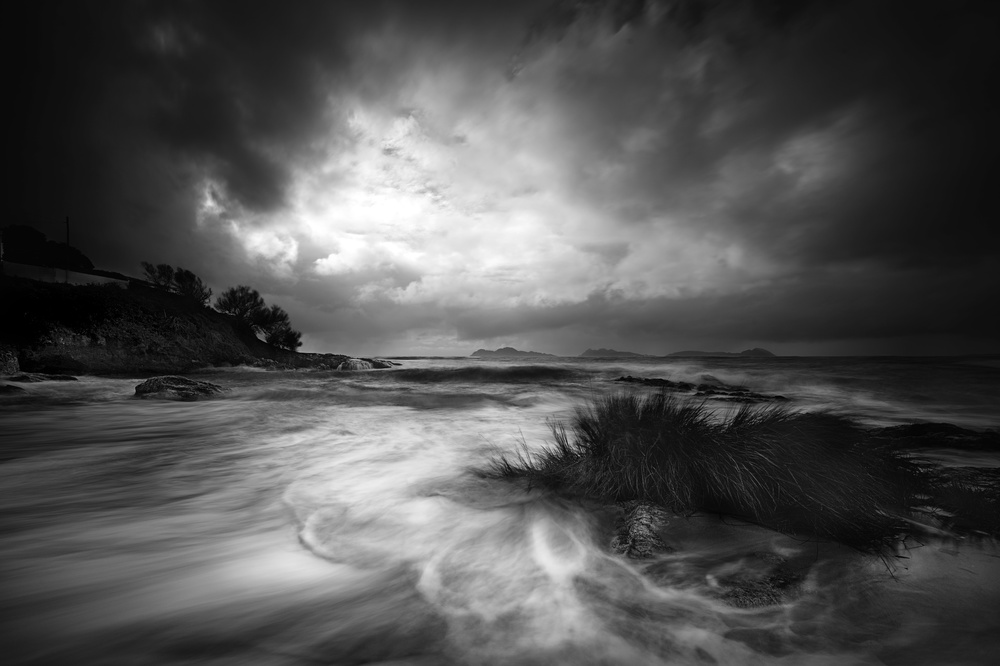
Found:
[579,348,647,358]
[666,348,776,358]
[471,347,556,358]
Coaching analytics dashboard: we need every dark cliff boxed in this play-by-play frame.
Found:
[0,275,348,374]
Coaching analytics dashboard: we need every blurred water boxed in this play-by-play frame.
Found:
[1,357,999,664]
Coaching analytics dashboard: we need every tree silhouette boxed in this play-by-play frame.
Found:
[251,303,288,331]
[215,287,302,350]
[141,262,175,289]
[268,325,302,350]
[140,262,212,306]
[172,267,213,306]
[254,304,303,350]
[215,285,266,324]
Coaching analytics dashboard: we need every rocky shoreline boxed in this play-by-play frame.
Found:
[1,275,395,377]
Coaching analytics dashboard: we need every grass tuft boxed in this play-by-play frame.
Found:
[479,392,934,553]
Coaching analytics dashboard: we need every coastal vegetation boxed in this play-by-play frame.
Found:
[138,265,302,350]
[0,275,340,373]
[480,392,995,554]
[0,229,353,372]
[214,285,302,351]
[140,261,213,306]
[139,266,302,350]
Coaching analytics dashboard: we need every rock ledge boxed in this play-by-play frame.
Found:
[134,375,227,401]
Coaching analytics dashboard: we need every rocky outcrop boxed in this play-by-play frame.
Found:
[336,358,397,371]
[615,375,788,402]
[610,501,672,558]
[709,552,803,608]
[0,345,19,374]
[134,376,227,401]
[0,384,27,395]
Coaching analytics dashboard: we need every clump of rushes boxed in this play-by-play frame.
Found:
[480,392,932,553]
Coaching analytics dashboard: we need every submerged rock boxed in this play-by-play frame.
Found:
[611,501,672,558]
[615,375,788,402]
[0,384,27,395]
[134,375,226,401]
[710,552,803,608]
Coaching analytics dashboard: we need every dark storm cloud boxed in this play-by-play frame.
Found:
[12,0,357,277]
[11,0,534,263]
[516,0,999,268]
[11,0,999,355]
[24,0,349,212]
[452,259,1000,349]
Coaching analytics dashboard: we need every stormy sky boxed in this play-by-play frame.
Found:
[12,0,999,356]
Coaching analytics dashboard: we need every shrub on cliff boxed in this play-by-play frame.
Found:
[215,285,266,323]
[254,304,302,350]
[215,286,302,351]
[172,268,212,306]
[141,262,175,289]
[480,392,929,553]
[140,263,213,306]
[265,324,302,350]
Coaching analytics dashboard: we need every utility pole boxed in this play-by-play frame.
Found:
[66,216,70,247]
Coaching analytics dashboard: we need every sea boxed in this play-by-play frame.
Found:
[2,355,999,665]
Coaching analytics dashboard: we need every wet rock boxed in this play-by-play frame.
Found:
[615,375,788,403]
[337,358,373,370]
[336,358,397,370]
[250,357,292,370]
[7,373,78,382]
[611,501,673,558]
[710,552,803,608]
[939,466,1000,493]
[693,386,779,403]
[0,346,19,375]
[917,466,1000,538]
[134,375,226,401]
[0,384,27,395]
[615,375,695,391]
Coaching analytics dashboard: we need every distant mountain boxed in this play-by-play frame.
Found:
[471,347,556,358]
[667,348,776,358]
[739,348,776,357]
[579,348,646,358]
